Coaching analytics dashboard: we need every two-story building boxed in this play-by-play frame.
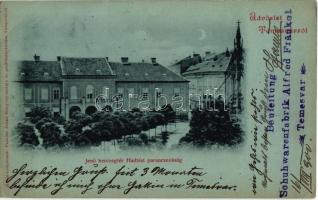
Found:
[182,49,233,109]
[17,55,189,119]
[169,22,244,112]
[17,55,63,118]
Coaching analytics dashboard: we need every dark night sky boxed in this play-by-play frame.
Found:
[9,1,242,66]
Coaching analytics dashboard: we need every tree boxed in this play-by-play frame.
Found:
[161,131,169,145]
[118,115,130,139]
[126,137,143,146]
[120,112,141,137]
[71,111,92,126]
[151,112,165,136]
[39,122,64,148]
[91,111,107,122]
[139,133,149,145]
[102,105,113,112]
[112,117,125,148]
[29,106,51,124]
[131,107,141,113]
[16,123,39,147]
[75,128,102,147]
[21,106,177,149]
[140,116,150,133]
[159,104,176,132]
[52,113,66,125]
[35,117,52,130]
[64,115,94,147]
[95,120,114,141]
[179,108,242,146]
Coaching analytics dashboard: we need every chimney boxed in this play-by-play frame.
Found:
[226,48,230,57]
[121,57,129,65]
[151,57,157,65]
[205,51,211,56]
[193,53,200,57]
[33,54,40,62]
[193,53,202,64]
[57,56,61,61]
[105,57,109,61]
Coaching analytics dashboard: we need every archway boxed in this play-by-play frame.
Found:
[85,106,97,116]
[69,106,81,118]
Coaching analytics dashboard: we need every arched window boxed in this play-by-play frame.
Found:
[142,88,149,100]
[86,85,94,99]
[70,86,77,99]
[53,88,60,100]
[155,88,162,98]
[103,86,109,98]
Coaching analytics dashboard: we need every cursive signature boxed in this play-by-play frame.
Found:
[291,138,313,194]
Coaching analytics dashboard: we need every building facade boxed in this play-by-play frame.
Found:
[17,56,189,119]
[169,22,244,112]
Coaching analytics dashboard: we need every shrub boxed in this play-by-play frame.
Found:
[29,106,51,124]
[20,106,172,149]
[71,111,92,126]
[16,123,39,147]
[73,128,102,147]
[52,114,66,125]
[161,131,169,145]
[35,118,52,130]
[131,107,141,113]
[179,108,242,146]
[139,133,149,145]
[126,137,143,146]
[102,105,113,112]
[159,104,176,122]
[39,122,64,148]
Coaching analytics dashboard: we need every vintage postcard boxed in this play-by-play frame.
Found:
[0,0,316,198]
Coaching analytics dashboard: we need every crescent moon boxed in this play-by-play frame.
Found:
[198,29,207,41]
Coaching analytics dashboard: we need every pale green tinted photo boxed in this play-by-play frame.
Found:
[0,0,316,198]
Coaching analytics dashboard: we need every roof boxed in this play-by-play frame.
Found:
[182,51,232,76]
[109,62,189,82]
[203,52,217,61]
[169,55,202,74]
[18,61,61,82]
[61,57,113,76]
[173,56,191,65]
[17,58,188,83]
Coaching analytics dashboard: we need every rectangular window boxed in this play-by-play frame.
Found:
[41,87,48,100]
[142,88,149,100]
[103,87,109,97]
[70,86,77,100]
[86,85,94,100]
[117,88,124,98]
[155,88,162,98]
[128,88,134,95]
[102,87,110,104]
[174,88,180,97]
[87,93,93,99]
[24,88,32,100]
[53,88,60,100]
